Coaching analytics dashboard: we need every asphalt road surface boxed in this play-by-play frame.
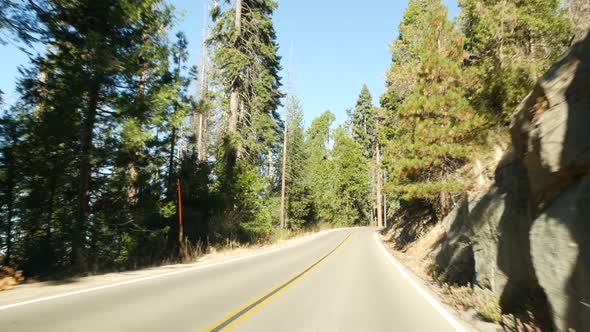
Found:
[0,228,466,331]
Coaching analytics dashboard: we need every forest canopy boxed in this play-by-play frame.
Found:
[0,0,581,277]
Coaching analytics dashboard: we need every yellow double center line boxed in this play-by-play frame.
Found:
[204,232,354,332]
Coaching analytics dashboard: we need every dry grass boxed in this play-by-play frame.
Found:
[385,223,547,332]
[0,266,24,291]
[440,283,502,323]
[451,126,511,192]
[501,312,544,332]
[181,224,334,263]
[389,223,446,279]
[383,222,505,328]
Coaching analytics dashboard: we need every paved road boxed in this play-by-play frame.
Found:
[0,228,465,331]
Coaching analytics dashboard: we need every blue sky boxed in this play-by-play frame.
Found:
[0,0,459,126]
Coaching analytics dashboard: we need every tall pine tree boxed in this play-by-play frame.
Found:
[283,95,311,229]
[348,84,376,159]
[332,127,371,226]
[305,111,336,226]
[14,0,180,273]
[208,0,283,172]
[459,0,572,121]
[384,0,484,206]
[207,0,284,239]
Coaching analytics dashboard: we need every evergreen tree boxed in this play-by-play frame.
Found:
[348,84,376,159]
[349,84,383,226]
[106,3,181,266]
[207,0,284,239]
[0,112,24,266]
[459,0,572,121]
[564,0,590,41]
[384,0,484,203]
[11,0,180,273]
[283,95,311,229]
[332,127,371,226]
[0,1,32,45]
[0,1,11,46]
[208,0,283,172]
[305,111,336,226]
[383,0,432,107]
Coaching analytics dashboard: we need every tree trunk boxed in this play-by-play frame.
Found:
[383,193,387,228]
[236,101,246,159]
[43,176,57,264]
[224,0,243,174]
[168,126,177,191]
[128,63,146,212]
[197,17,209,162]
[201,112,208,160]
[74,77,101,271]
[197,112,205,160]
[375,141,383,228]
[229,89,239,133]
[168,59,182,192]
[267,148,274,178]
[228,0,242,135]
[499,0,506,69]
[177,178,184,259]
[4,191,14,266]
[279,114,288,228]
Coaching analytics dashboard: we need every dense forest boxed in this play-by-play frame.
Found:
[0,0,587,277]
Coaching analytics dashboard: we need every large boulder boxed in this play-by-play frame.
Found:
[519,33,590,332]
[530,175,590,332]
[434,33,590,331]
[434,153,537,300]
[434,195,475,285]
[510,33,590,214]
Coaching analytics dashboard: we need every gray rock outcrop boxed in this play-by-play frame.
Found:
[433,32,590,331]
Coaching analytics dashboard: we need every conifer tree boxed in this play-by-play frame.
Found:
[0,113,23,266]
[208,0,283,172]
[283,95,311,229]
[385,0,484,203]
[207,0,283,239]
[0,1,32,45]
[383,0,431,106]
[332,127,371,226]
[459,0,572,120]
[564,0,590,41]
[349,84,382,226]
[348,84,376,159]
[305,111,336,225]
[13,0,179,272]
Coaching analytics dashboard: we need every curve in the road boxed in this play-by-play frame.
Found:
[206,232,353,332]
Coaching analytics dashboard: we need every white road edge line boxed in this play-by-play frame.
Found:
[375,233,468,332]
[0,228,343,311]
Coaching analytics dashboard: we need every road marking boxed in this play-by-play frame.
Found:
[204,232,354,332]
[375,233,468,332]
[0,229,342,311]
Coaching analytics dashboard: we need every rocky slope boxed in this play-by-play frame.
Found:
[394,33,590,331]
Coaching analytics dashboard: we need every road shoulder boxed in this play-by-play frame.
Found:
[0,228,340,308]
[377,231,501,332]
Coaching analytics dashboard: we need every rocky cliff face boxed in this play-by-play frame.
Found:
[433,33,590,331]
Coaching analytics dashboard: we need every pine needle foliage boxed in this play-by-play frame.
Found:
[459,0,572,121]
[384,0,485,201]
